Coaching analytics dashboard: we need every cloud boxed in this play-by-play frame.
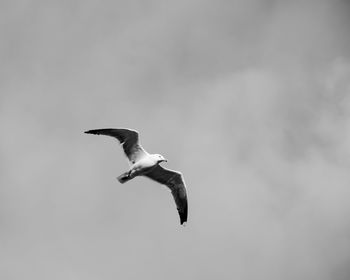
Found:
[1,0,350,279]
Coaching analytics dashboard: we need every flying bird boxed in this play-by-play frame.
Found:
[84,128,188,225]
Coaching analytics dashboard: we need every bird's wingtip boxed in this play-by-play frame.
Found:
[84,130,95,134]
[180,215,187,226]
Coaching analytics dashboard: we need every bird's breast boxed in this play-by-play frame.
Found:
[132,157,157,171]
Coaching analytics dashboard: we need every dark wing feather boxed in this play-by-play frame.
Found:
[144,165,188,225]
[84,128,147,163]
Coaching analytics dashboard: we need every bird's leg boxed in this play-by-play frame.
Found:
[117,169,135,183]
[127,168,138,178]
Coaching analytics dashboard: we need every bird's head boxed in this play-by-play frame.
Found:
[154,154,167,164]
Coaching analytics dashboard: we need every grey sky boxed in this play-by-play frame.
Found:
[1,1,350,279]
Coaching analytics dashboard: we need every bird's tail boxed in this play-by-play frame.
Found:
[117,171,133,184]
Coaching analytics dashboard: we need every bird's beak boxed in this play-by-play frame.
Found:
[163,159,168,162]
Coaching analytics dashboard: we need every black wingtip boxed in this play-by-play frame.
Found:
[179,207,188,226]
[84,130,97,135]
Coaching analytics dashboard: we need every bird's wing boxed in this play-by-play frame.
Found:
[84,128,147,163]
[144,165,188,225]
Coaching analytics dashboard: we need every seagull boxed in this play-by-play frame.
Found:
[84,128,188,225]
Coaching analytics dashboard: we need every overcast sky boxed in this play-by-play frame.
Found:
[1,0,350,279]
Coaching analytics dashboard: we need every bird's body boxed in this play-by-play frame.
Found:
[85,128,188,225]
[131,154,161,173]
[117,154,163,183]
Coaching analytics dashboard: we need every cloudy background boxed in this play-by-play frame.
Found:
[1,0,350,279]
